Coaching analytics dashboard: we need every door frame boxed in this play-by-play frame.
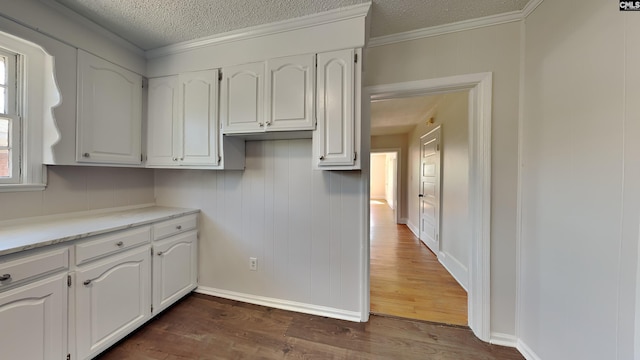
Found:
[362,72,492,342]
[370,148,401,224]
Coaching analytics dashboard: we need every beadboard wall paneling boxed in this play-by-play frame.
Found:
[154,139,364,313]
[0,166,155,221]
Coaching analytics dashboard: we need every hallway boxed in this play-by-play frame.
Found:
[369,200,468,325]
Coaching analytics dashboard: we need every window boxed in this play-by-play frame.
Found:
[0,49,19,183]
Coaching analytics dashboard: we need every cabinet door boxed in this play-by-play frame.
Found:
[0,273,67,360]
[152,230,197,313]
[75,246,151,360]
[77,50,142,165]
[266,54,315,131]
[178,70,220,165]
[315,49,355,167]
[147,76,179,166]
[221,62,264,134]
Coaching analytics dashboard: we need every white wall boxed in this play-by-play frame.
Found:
[372,134,408,221]
[154,140,364,315]
[366,22,521,336]
[406,91,469,287]
[370,153,386,199]
[385,153,397,209]
[519,1,640,359]
[0,166,154,222]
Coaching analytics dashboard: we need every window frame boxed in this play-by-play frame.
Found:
[0,48,20,184]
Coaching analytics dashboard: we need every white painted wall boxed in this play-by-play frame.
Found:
[154,140,364,315]
[366,21,521,336]
[370,154,386,199]
[372,134,408,222]
[406,91,469,288]
[385,153,397,209]
[519,1,640,359]
[0,166,154,222]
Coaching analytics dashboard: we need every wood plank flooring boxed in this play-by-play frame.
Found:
[369,200,468,325]
[96,293,523,359]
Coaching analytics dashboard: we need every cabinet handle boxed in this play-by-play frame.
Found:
[116,241,124,247]
[83,153,90,158]
[259,123,264,127]
[157,251,163,256]
[173,157,178,161]
[0,274,11,281]
[83,279,92,286]
[180,157,184,161]
[176,225,182,230]
[265,121,271,126]
[319,156,325,161]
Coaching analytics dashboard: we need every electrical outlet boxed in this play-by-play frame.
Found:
[249,257,257,271]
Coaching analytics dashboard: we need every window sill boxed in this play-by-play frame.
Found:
[0,183,46,192]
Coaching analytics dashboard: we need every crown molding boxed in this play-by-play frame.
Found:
[368,0,544,48]
[146,2,371,59]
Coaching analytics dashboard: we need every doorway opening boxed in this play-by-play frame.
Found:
[363,73,493,341]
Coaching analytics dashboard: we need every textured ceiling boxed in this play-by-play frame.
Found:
[54,0,531,50]
[371,94,443,136]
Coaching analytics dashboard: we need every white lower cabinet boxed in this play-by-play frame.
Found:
[152,230,198,313]
[0,273,68,360]
[74,245,151,360]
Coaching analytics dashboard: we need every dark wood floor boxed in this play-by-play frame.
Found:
[370,201,467,325]
[97,293,523,359]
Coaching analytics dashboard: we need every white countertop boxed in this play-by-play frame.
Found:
[0,206,200,257]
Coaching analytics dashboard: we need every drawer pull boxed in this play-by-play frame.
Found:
[176,225,182,230]
[157,251,163,256]
[83,279,92,286]
[0,274,11,281]
[116,241,124,247]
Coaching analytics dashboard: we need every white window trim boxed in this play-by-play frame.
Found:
[0,48,20,184]
[0,30,60,192]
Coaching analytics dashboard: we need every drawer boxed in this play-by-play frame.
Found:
[76,226,150,265]
[0,247,69,290]
[153,214,197,241]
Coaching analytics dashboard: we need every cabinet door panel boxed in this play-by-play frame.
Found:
[315,49,355,166]
[179,70,219,165]
[221,62,264,134]
[147,76,179,166]
[75,246,151,359]
[266,54,315,131]
[0,273,67,360]
[153,231,197,313]
[77,50,142,164]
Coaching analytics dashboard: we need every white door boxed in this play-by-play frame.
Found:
[147,75,179,166]
[178,69,219,165]
[0,273,67,360]
[75,246,151,360]
[76,50,142,165]
[221,62,264,134]
[419,126,441,253]
[314,49,355,167]
[152,231,198,313]
[266,54,315,131]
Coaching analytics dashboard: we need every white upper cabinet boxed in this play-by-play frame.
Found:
[313,49,357,168]
[146,75,179,166]
[76,50,142,165]
[178,70,219,165]
[266,54,315,131]
[221,62,265,134]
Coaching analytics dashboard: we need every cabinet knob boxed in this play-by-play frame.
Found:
[83,280,92,286]
[176,225,182,230]
[259,123,264,127]
[0,274,11,281]
[173,158,178,161]
[116,241,124,247]
[157,251,163,256]
[83,153,90,158]
[319,156,325,161]
[265,121,271,126]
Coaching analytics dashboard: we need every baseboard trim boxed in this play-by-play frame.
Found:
[438,251,469,291]
[490,332,518,348]
[406,220,419,238]
[195,286,362,322]
[517,339,543,360]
